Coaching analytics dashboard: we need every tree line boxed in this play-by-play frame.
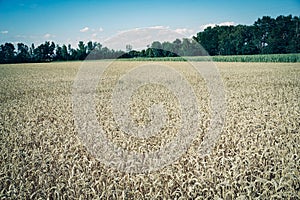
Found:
[194,15,300,55]
[0,41,126,64]
[0,15,299,64]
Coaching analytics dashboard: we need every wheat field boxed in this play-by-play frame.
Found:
[0,61,299,199]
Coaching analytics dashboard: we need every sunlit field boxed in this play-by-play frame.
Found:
[0,61,299,199]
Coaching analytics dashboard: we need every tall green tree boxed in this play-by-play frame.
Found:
[55,45,63,61]
[61,44,69,60]
[77,41,87,60]
[16,43,30,63]
[0,43,15,63]
[195,26,220,55]
[33,41,56,61]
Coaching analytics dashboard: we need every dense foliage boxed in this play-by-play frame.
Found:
[0,41,125,63]
[0,15,299,63]
[194,15,300,56]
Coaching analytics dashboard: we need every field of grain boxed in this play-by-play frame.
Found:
[0,61,299,199]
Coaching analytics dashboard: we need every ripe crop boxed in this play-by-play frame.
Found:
[0,61,299,199]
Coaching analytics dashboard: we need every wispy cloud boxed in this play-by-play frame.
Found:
[150,25,170,30]
[104,26,183,50]
[117,26,170,35]
[44,33,55,39]
[1,30,8,34]
[80,27,89,32]
[174,28,195,36]
[81,27,104,41]
[200,21,236,31]
[219,21,236,26]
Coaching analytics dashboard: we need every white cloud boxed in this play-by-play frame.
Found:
[200,23,215,30]
[104,26,184,51]
[80,27,89,32]
[174,28,195,36]
[219,21,236,26]
[200,21,236,31]
[1,30,8,34]
[44,33,55,39]
[116,26,170,35]
[86,27,104,41]
[150,25,169,30]
[44,33,51,38]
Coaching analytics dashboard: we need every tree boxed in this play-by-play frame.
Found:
[33,41,55,62]
[16,43,30,63]
[181,38,195,56]
[238,26,259,55]
[101,47,111,59]
[173,39,182,55]
[128,50,139,58]
[55,45,63,61]
[218,26,237,55]
[270,15,294,54]
[140,49,146,57]
[61,44,69,60]
[68,44,77,60]
[289,16,300,53]
[29,43,35,61]
[0,43,15,63]
[87,41,94,54]
[145,48,154,57]
[195,27,220,55]
[77,41,87,60]
[161,41,178,56]
[254,16,276,54]
[150,41,164,57]
[126,44,132,52]
[91,42,103,59]
[151,41,162,49]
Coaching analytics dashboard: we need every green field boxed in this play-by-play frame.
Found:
[118,53,300,62]
[0,61,299,199]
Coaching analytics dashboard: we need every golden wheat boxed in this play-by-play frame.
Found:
[0,61,299,199]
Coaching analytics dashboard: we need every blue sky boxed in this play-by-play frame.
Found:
[0,0,299,50]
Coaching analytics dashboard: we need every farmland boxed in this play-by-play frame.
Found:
[119,53,300,62]
[0,61,299,199]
